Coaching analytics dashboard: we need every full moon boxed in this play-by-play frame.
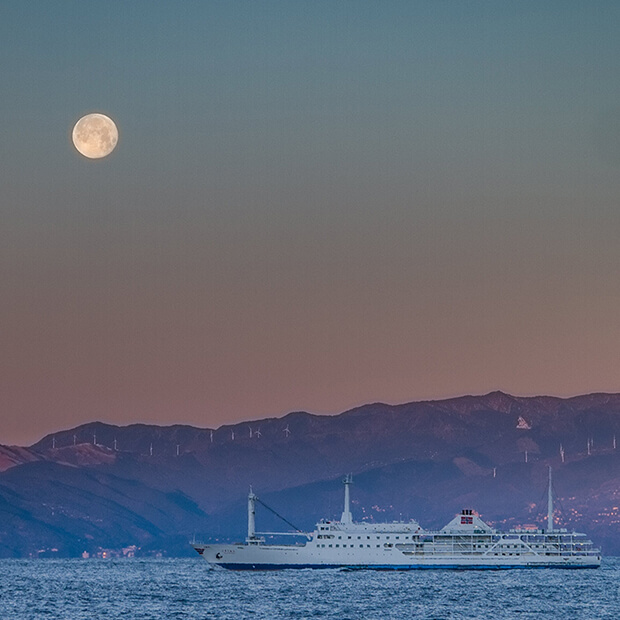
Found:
[72,113,119,159]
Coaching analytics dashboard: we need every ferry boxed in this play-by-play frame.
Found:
[192,468,600,569]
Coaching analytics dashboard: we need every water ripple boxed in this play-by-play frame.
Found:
[0,558,618,619]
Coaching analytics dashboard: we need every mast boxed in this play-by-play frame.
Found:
[341,474,353,524]
[547,466,553,533]
[247,487,257,540]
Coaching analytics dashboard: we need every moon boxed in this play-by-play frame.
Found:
[72,113,119,159]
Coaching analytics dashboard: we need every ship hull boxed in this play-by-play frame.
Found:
[192,543,600,570]
[218,563,599,570]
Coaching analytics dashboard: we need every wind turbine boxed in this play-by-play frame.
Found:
[283,424,291,438]
[614,434,617,450]
[149,443,153,457]
[73,434,77,446]
[559,443,565,463]
[231,430,235,441]
[93,432,97,446]
[52,437,56,450]
[176,444,180,456]
[210,430,213,443]
[113,438,118,451]
[255,428,262,439]
[248,426,253,438]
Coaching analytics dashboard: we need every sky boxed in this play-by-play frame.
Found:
[2,1,620,445]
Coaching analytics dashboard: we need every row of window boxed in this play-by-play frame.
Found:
[317,534,405,540]
[317,544,382,549]
[315,536,570,549]
[314,546,559,557]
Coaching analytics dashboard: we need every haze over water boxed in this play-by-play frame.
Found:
[1,558,619,619]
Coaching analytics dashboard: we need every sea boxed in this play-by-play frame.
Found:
[1,558,619,619]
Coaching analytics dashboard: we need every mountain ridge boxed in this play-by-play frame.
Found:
[29,390,620,453]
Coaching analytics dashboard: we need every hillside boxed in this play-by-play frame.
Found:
[1,391,619,557]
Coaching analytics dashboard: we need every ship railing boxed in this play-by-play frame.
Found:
[511,539,538,556]
[481,538,540,557]
[256,531,312,540]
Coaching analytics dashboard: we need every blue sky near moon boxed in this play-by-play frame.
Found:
[2,1,620,444]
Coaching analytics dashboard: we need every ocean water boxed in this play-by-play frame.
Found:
[0,558,619,619]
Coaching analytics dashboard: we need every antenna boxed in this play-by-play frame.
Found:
[283,424,291,438]
[255,428,262,438]
[341,474,353,524]
[547,466,554,533]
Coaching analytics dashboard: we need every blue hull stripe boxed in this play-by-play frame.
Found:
[218,563,599,571]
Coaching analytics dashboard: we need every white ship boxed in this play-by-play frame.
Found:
[192,468,600,569]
